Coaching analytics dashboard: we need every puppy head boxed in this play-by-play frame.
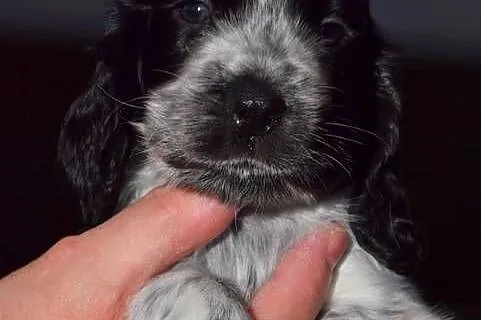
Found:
[59,0,400,219]
[60,0,421,275]
[134,0,390,209]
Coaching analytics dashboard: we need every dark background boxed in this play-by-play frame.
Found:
[1,1,480,319]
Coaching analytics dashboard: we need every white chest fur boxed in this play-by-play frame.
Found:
[127,192,444,319]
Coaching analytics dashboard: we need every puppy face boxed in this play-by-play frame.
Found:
[60,0,413,273]
[136,0,378,209]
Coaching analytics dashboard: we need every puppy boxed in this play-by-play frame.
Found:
[59,0,446,319]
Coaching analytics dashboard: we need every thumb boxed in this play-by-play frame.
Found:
[250,226,348,320]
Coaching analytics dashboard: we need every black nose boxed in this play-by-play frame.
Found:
[226,76,286,138]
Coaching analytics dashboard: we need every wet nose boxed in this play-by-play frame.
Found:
[227,76,286,138]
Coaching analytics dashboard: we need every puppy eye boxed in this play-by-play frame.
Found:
[179,1,211,24]
[320,20,348,46]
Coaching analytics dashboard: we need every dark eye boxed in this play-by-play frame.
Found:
[179,1,211,24]
[320,20,347,46]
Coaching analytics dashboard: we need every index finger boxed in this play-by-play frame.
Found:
[77,188,235,284]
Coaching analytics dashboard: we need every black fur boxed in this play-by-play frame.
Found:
[58,0,422,277]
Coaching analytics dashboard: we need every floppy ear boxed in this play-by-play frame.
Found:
[58,63,128,226]
[349,39,424,277]
[58,2,152,226]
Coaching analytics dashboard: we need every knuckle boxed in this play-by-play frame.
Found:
[46,235,85,261]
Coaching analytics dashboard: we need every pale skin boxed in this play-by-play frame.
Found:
[0,188,348,320]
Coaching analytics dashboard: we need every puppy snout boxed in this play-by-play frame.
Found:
[227,75,286,138]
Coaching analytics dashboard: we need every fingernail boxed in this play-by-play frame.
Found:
[326,225,349,269]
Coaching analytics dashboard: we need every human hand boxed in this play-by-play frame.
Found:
[0,188,348,320]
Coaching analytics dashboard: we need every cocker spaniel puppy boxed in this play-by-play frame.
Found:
[58,0,445,319]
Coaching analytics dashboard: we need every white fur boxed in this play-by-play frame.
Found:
[127,175,444,319]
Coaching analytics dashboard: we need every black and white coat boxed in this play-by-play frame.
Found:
[59,0,446,319]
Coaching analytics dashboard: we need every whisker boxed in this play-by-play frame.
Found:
[323,133,365,146]
[313,151,353,181]
[324,122,385,144]
[315,138,343,154]
[126,96,150,103]
[287,145,332,190]
[319,85,346,95]
[307,133,345,154]
[96,84,145,110]
[152,68,183,80]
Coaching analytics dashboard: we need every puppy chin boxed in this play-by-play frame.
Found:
[130,138,349,212]
[172,168,319,211]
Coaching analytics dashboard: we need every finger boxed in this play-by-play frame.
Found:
[0,188,234,320]
[70,188,235,285]
[250,227,348,320]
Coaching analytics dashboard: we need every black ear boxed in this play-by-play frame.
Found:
[349,38,424,276]
[58,2,152,226]
[58,63,128,226]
